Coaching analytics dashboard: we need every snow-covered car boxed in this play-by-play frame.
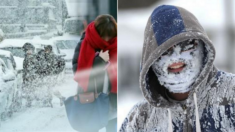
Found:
[51,34,80,71]
[0,50,16,72]
[0,58,18,121]
[0,50,22,112]
[0,49,23,89]
[0,39,32,73]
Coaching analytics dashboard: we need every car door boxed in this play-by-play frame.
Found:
[4,56,21,113]
[0,61,15,120]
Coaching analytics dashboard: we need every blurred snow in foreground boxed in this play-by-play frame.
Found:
[0,74,106,132]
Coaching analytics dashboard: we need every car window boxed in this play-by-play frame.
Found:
[36,48,43,53]
[0,47,24,58]
[55,40,77,49]
[56,41,66,49]
[56,46,60,54]
[51,45,59,55]
[10,55,16,69]
[0,55,9,68]
[0,55,14,70]
[1,63,6,73]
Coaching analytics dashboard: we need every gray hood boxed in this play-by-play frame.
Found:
[140,5,217,108]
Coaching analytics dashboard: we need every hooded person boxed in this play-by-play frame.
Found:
[120,5,235,132]
[22,43,37,107]
[22,43,37,85]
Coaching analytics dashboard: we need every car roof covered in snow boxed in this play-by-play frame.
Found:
[31,36,53,46]
[33,40,53,46]
[51,34,80,41]
[0,39,31,48]
[0,49,12,57]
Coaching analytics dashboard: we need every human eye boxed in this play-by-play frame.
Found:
[181,40,198,52]
[162,47,173,56]
[162,51,169,56]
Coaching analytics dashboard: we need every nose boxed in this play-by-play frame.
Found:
[171,47,181,57]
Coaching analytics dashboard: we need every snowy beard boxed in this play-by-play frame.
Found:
[152,40,204,93]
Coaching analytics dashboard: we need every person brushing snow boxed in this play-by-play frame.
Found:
[120,5,235,132]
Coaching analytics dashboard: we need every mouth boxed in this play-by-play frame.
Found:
[168,62,186,73]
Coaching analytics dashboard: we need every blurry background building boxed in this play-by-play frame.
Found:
[118,0,235,128]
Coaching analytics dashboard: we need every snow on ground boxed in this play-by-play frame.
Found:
[0,73,106,132]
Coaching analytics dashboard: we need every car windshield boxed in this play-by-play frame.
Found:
[1,47,24,58]
[0,55,9,68]
[55,40,77,49]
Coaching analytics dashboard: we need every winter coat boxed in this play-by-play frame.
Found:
[74,22,117,93]
[74,32,117,120]
[36,50,64,77]
[44,52,57,76]
[72,32,85,74]
[74,32,111,93]
[35,50,48,78]
[120,5,235,132]
[23,54,37,84]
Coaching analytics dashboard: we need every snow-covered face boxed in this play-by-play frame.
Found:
[26,50,33,55]
[152,39,204,93]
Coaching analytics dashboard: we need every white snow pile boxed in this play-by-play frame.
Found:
[0,39,30,48]
[0,49,11,57]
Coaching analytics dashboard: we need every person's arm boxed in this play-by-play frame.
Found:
[86,52,108,93]
[92,50,109,69]
[22,58,27,83]
[119,103,140,132]
[72,32,85,74]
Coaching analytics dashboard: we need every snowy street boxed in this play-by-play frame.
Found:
[0,73,105,132]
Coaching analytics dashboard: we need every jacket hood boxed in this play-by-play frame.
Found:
[140,5,217,108]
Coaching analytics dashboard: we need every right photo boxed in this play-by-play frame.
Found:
[118,0,235,131]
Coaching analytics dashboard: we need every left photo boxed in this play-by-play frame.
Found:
[0,0,117,132]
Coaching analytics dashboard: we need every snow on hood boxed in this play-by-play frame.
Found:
[0,49,11,57]
[13,56,24,70]
[140,5,217,108]
[0,39,31,48]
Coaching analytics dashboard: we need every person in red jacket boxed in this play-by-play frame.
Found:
[73,14,117,132]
